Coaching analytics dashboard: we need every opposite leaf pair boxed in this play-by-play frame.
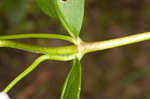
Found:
[37,0,84,99]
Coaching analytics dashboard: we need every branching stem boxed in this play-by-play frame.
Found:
[1,31,150,93]
[1,32,150,57]
[3,55,50,93]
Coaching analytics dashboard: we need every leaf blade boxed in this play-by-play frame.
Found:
[36,0,84,38]
[61,58,82,99]
[56,0,84,38]
[36,0,58,19]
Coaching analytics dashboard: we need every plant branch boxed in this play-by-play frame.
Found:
[0,33,74,43]
[82,32,150,54]
[1,32,150,59]
[0,40,78,55]
[2,55,50,93]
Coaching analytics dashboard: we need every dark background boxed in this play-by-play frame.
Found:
[0,0,150,99]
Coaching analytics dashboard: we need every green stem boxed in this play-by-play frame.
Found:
[3,55,50,93]
[0,33,74,43]
[0,40,78,55]
[82,32,150,54]
[1,31,150,93]
[1,32,150,60]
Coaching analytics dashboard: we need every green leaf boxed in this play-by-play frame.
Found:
[36,0,84,38]
[36,0,58,19]
[61,58,81,99]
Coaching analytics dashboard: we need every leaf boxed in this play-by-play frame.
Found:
[36,0,84,38]
[36,0,58,19]
[61,58,82,99]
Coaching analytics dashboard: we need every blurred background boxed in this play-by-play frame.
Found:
[0,0,150,99]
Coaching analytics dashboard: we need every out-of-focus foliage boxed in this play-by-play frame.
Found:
[0,0,150,99]
[3,0,27,25]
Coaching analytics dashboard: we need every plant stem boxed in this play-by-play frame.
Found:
[0,33,74,43]
[1,32,150,59]
[82,32,150,54]
[2,55,50,93]
[1,32,150,93]
[0,40,78,55]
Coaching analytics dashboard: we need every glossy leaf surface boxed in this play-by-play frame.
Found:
[37,0,84,38]
[61,58,81,99]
